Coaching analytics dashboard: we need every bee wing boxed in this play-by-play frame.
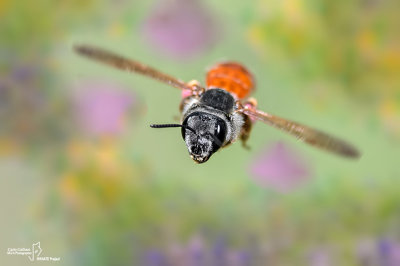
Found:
[241,108,360,159]
[74,44,195,91]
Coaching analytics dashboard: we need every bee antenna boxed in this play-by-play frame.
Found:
[150,123,196,133]
[150,123,223,147]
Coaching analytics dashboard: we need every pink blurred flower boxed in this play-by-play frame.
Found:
[389,243,400,266]
[357,238,380,265]
[74,81,137,136]
[248,142,312,192]
[308,247,333,266]
[167,243,187,266]
[141,0,220,60]
[226,250,252,266]
[187,234,206,265]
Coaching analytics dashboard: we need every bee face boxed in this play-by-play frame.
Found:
[182,112,227,163]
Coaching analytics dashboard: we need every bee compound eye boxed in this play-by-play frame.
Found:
[181,126,186,140]
[215,121,227,145]
[181,119,189,140]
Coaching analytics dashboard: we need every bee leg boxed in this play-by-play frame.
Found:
[240,114,252,150]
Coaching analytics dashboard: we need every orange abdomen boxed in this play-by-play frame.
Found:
[206,62,255,99]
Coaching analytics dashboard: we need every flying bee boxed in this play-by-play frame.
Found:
[74,45,360,163]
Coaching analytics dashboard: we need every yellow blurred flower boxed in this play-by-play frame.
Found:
[380,48,400,73]
[247,25,269,58]
[59,173,81,206]
[357,30,377,56]
[0,138,19,156]
[282,0,305,25]
[108,22,126,38]
[0,0,11,15]
[67,139,121,175]
[60,139,132,207]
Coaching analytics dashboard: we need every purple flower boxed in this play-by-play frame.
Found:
[73,80,137,137]
[144,249,168,266]
[227,250,250,266]
[12,64,36,82]
[212,237,227,265]
[377,239,400,266]
[248,142,312,192]
[187,234,206,266]
[378,239,392,266]
[237,250,252,266]
[141,0,221,60]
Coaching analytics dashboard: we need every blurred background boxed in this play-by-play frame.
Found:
[1,0,400,265]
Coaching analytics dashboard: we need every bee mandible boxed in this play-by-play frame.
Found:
[74,45,360,163]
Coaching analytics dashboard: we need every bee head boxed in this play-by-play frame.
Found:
[181,112,227,163]
[150,112,227,164]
